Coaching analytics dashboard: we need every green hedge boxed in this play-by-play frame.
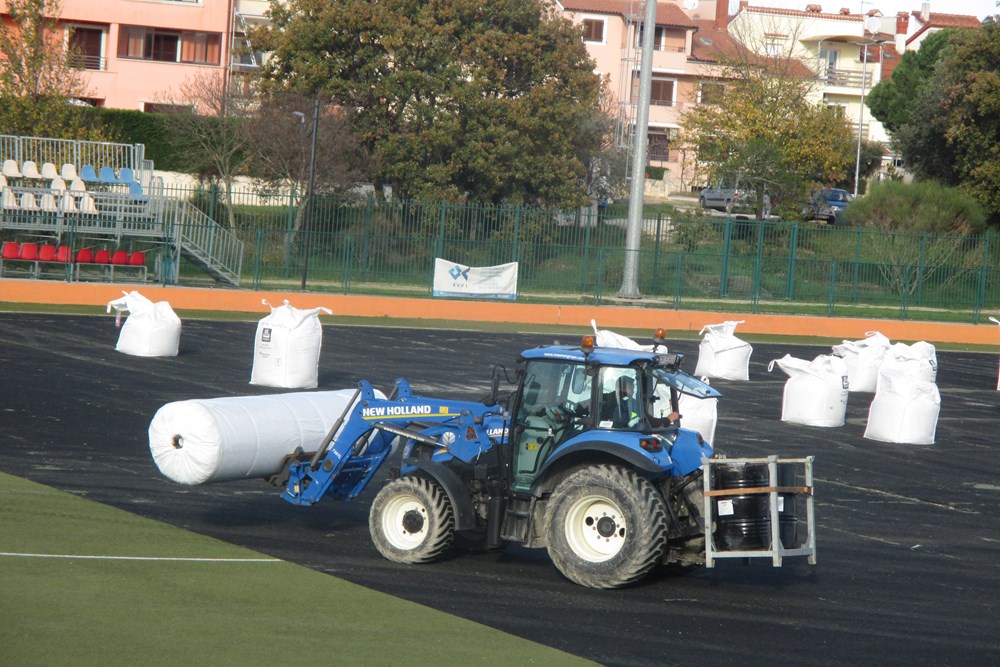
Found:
[98,109,187,171]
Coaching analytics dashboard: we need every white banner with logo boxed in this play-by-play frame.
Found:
[432,258,518,300]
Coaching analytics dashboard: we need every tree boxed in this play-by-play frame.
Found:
[890,18,1000,222]
[679,26,855,218]
[842,180,987,297]
[156,71,252,228]
[253,0,606,208]
[867,30,957,134]
[243,91,370,245]
[0,0,104,139]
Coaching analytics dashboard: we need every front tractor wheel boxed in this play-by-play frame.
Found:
[545,465,668,588]
[369,476,454,564]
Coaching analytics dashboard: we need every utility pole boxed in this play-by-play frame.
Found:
[301,97,319,290]
[619,0,657,299]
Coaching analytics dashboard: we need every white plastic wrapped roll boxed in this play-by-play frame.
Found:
[148,389,380,485]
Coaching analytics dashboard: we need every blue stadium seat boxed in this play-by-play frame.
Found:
[79,165,99,182]
[98,166,118,184]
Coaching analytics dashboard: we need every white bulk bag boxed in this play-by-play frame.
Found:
[694,320,752,381]
[250,299,332,389]
[590,319,656,351]
[768,354,849,427]
[106,290,181,357]
[864,368,940,445]
[831,330,891,393]
[879,341,938,387]
[676,377,719,445]
[148,388,383,485]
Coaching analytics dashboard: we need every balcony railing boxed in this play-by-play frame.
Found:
[823,67,874,89]
[70,54,107,71]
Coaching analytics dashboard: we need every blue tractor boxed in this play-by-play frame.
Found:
[272,330,811,588]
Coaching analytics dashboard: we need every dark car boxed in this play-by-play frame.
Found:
[803,188,854,224]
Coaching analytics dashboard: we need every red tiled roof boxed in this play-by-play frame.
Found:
[559,0,699,29]
[906,12,981,46]
[739,5,863,22]
[689,20,744,62]
[880,43,901,79]
[911,12,981,29]
[689,19,814,79]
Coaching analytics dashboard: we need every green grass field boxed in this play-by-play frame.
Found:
[0,472,593,666]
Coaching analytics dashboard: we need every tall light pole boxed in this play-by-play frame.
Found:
[852,37,869,198]
[619,0,658,299]
[297,97,320,290]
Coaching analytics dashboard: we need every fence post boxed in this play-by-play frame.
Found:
[284,184,296,278]
[720,219,732,298]
[851,227,863,303]
[435,201,446,261]
[595,248,605,303]
[512,205,521,263]
[253,226,263,289]
[651,212,662,295]
[342,234,352,294]
[826,260,838,316]
[673,252,684,308]
[208,182,217,223]
[751,220,764,312]
[785,222,798,300]
[916,231,927,305]
[580,206,593,291]
[974,230,991,323]
[900,264,911,319]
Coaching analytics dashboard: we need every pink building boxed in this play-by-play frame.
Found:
[0,0,235,111]
[558,0,742,187]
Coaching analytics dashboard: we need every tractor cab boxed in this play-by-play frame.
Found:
[508,333,721,492]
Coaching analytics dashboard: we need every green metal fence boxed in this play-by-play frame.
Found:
[166,184,1000,323]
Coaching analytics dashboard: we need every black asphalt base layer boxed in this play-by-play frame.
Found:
[2,313,999,667]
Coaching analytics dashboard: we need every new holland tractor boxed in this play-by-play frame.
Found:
[270,330,815,588]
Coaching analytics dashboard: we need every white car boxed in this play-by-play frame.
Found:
[699,184,750,212]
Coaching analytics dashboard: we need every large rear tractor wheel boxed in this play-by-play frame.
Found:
[369,476,454,564]
[544,464,668,588]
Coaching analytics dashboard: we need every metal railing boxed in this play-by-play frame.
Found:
[4,180,998,323]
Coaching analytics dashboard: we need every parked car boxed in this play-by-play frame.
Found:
[699,184,751,212]
[803,188,854,224]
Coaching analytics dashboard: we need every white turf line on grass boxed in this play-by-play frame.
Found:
[0,552,281,562]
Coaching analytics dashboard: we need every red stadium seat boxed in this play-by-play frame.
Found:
[111,250,129,265]
[38,244,57,262]
[19,243,39,261]
[55,245,72,263]
[128,251,146,266]
[75,248,94,263]
[93,249,111,264]
[1,241,19,260]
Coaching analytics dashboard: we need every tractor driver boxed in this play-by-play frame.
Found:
[602,375,641,428]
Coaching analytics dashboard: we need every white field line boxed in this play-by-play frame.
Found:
[0,552,282,563]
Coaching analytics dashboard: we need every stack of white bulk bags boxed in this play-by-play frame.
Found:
[148,388,384,485]
[768,354,849,427]
[694,320,753,381]
[106,290,181,357]
[831,331,891,393]
[250,299,332,389]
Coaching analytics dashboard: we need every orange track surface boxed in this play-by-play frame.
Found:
[2,278,998,346]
